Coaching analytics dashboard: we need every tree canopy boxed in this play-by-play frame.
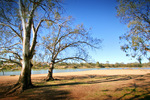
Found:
[0,0,61,65]
[116,0,150,60]
[41,16,101,63]
[39,16,101,81]
[0,0,62,93]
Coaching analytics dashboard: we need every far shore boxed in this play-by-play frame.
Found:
[0,69,150,84]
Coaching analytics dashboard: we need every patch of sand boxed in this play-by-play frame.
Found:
[53,69,150,76]
[0,69,150,84]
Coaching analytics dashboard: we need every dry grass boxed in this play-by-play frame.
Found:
[0,74,150,100]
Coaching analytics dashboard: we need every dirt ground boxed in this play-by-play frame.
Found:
[0,69,150,100]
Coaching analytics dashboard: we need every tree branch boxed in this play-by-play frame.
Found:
[55,57,86,64]
[30,22,37,57]
[0,50,22,61]
[19,0,26,33]
[0,23,23,41]
[30,19,55,56]
[0,57,22,67]
[36,19,55,33]
[3,42,22,49]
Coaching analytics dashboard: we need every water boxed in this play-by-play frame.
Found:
[0,67,150,76]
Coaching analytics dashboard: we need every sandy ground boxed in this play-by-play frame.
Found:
[0,69,150,84]
[0,69,150,100]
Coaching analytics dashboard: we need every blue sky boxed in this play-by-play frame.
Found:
[62,0,148,64]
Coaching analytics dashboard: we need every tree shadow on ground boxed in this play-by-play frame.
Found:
[129,87,150,100]
[32,75,148,91]
[1,86,71,100]
[117,83,137,100]
[20,88,70,100]
[1,74,150,100]
[115,75,150,100]
[47,74,150,100]
[43,75,141,87]
[0,85,12,98]
[118,87,150,100]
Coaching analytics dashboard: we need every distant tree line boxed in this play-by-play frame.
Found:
[32,61,150,69]
[1,61,150,71]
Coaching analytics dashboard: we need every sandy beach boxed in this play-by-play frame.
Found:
[0,69,150,84]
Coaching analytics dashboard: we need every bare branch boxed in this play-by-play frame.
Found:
[30,19,55,56]
[0,57,22,67]
[4,42,22,49]
[0,23,23,41]
[30,22,37,57]
[57,41,97,55]
[36,19,55,33]
[55,57,86,64]
[1,50,22,61]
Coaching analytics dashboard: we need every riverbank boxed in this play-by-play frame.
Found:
[1,67,150,76]
[0,69,150,84]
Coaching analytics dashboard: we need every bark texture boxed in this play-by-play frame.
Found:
[6,61,33,95]
[19,60,33,89]
[46,62,54,81]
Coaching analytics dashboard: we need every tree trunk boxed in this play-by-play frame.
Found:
[16,26,33,90]
[46,62,54,81]
[6,24,34,95]
[6,60,33,95]
[18,59,33,89]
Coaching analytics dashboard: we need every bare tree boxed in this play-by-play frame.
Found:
[41,16,101,81]
[0,0,61,94]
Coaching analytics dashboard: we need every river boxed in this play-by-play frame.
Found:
[0,67,150,76]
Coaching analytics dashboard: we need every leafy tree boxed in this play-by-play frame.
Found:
[41,16,101,81]
[96,61,100,67]
[0,0,61,93]
[116,0,150,60]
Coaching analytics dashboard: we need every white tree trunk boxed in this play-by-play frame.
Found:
[18,30,33,89]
